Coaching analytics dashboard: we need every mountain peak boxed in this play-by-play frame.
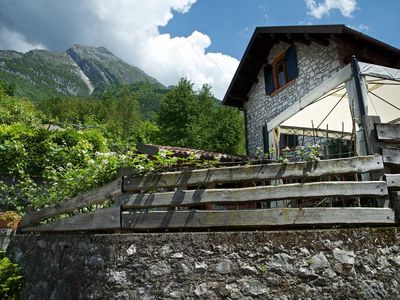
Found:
[66,45,159,91]
[0,44,162,100]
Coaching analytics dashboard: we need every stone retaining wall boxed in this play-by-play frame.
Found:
[7,227,400,299]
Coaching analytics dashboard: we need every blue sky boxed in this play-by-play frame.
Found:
[0,0,399,98]
[161,0,400,60]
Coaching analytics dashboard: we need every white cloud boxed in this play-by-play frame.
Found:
[305,0,357,19]
[0,0,239,99]
[239,26,250,37]
[0,28,46,53]
[348,24,369,33]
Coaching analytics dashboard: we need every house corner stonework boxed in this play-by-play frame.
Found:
[244,41,341,156]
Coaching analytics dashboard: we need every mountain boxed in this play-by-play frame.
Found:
[66,45,160,92]
[0,45,161,100]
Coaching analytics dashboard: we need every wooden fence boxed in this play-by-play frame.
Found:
[18,154,399,232]
[370,121,400,221]
[17,122,400,233]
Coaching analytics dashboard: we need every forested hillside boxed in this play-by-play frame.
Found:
[0,77,244,214]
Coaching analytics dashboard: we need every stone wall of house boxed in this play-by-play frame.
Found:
[7,227,400,299]
[244,41,342,156]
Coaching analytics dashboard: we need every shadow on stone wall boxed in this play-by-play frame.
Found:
[7,227,400,299]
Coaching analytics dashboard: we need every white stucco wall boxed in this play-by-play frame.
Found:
[244,41,341,156]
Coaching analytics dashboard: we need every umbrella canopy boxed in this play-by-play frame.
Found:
[276,62,400,134]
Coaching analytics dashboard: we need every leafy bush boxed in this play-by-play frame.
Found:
[0,124,117,211]
[0,95,41,126]
[0,251,24,300]
[0,122,218,212]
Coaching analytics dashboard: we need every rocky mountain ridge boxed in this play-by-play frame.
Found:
[0,45,161,100]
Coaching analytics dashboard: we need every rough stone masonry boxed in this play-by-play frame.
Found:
[6,227,400,299]
[244,40,341,156]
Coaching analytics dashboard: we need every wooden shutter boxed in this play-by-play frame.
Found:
[244,110,250,156]
[264,64,275,95]
[262,124,269,154]
[285,46,298,81]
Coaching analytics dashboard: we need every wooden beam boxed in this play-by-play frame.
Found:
[122,181,388,209]
[363,115,381,154]
[123,156,384,192]
[247,55,266,65]
[20,179,123,228]
[267,64,352,131]
[20,206,121,233]
[121,208,395,230]
[382,147,400,165]
[336,36,396,67]
[229,93,248,102]
[304,33,329,46]
[292,34,311,46]
[385,174,400,190]
[274,33,293,45]
[376,123,400,143]
[238,74,259,84]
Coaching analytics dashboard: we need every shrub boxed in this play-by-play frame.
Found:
[0,251,24,300]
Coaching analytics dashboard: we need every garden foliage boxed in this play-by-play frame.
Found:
[1,79,236,213]
[0,251,23,300]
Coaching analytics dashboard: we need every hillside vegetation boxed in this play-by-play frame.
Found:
[0,78,244,214]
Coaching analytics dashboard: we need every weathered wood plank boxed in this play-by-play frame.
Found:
[122,181,388,209]
[121,208,395,229]
[123,156,384,192]
[385,174,400,190]
[20,206,121,233]
[382,147,400,165]
[376,123,400,143]
[363,116,381,154]
[20,179,123,228]
[389,191,400,223]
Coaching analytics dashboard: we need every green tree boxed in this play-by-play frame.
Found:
[158,78,197,146]
[157,78,245,154]
[0,80,16,97]
[116,87,142,142]
[209,105,245,154]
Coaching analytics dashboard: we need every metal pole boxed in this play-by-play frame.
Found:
[350,55,370,154]
[350,56,366,117]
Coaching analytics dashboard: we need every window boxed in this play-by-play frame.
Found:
[276,59,287,88]
[279,134,298,149]
[264,45,298,95]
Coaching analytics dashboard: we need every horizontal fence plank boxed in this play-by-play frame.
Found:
[20,179,123,228]
[382,147,400,165]
[122,181,388,209]
[385,174,400,190]
[123,156,384,192]
[20,206,121,233]
[376,123,400,142]
[121,208,395,229]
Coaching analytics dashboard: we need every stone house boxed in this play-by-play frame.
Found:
[223,25,400,156]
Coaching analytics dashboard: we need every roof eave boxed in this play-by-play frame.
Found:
[223,24,400,109]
